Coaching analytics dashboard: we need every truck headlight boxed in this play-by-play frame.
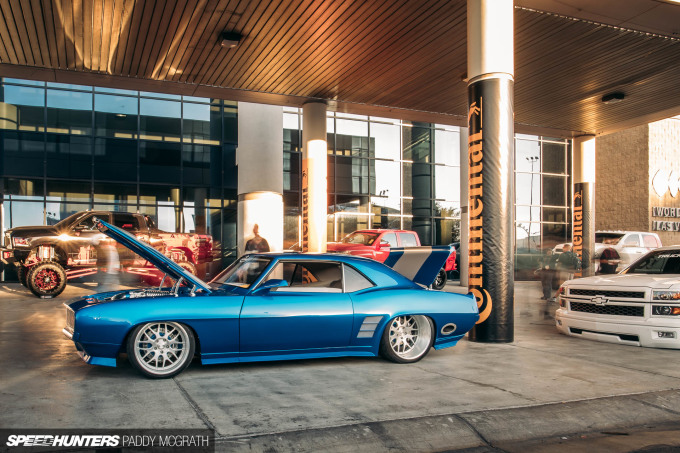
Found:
[653,291,680,301]
[12,237,29,247]
[652,306,680,316]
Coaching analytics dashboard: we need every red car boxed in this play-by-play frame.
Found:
[326,229,456,290]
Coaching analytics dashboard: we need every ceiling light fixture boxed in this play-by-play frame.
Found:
[602,92,625,104]
[220,31,243,48]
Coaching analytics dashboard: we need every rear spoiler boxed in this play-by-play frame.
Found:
[383,246,451,287]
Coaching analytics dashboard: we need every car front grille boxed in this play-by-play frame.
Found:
[570,302,644,317]
[569,289,645,299]
[65,307,75,331]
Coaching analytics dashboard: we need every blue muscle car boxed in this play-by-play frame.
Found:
[63,219,479,378]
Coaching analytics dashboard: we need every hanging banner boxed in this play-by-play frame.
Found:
[573,182,594,277]
[467,76,515,343]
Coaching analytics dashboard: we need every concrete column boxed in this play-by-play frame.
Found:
[572,135,596,277]
[466,0,515,343]
[459,127,469,287]
[302,101,328,253]
[237,102,284,256]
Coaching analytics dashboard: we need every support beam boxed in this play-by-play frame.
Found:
[572,135,596,277]
[466,0,515,343]
[302,101,328,253]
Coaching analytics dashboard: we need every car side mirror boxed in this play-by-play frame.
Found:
[378,240,390,248]
[257,279,289,292]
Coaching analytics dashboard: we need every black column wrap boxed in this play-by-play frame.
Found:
[467,77,515,343]
[573,182,595,277]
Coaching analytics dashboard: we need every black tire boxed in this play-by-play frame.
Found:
[127,321,195,378]
[176,260,197,276]
[26,262,67,298]
[16,265,28,287]
[379,315,435,364]
[432,269,447,290]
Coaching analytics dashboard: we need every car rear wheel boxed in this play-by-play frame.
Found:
[432,269,447,290]
[380,315,434,363]
[26,262,67,298]
[127,322,195,378]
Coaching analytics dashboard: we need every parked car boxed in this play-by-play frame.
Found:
[555,246,680,349]
[1,211,213,298]
[550,231,662,274]
[326,229,457,290]
[62,218,480,378]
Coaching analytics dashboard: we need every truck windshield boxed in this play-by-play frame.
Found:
[625,250,680,275]
[341,232,380,245]
[54,212,88,229]
[595,233,623,245]
[210,255,272,288]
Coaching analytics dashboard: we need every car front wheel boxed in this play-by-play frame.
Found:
[127,322,195,378]
[380,315,434,364]
[26,262,67,298]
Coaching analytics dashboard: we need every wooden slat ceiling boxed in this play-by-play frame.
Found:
[0,0,679,136]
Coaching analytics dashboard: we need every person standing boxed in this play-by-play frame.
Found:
[553,244,581,300]
[245,224,270,253]
[539,249,558,300]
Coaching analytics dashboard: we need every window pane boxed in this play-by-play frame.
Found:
[371,159,400,208]
[2,131,44,177]
[542,207,567,223]
[3,85,45,107]
[434,218,461,245]
[336,156,369,194]
[370,122,400,161]
[515,139,541,172]
[343,265,374,292]
[183,144,221,185]
[515,172,540,205]
[434,129,459,166]
[435,165,460,201]
[46,135,92,179]
[46,90,92,135]
[403,125,431,162]
[542,175,566,206]
[94,182,138,205]
[140,98,181,139]
[139,141,181,183]
[94,138,137,181]
[542,142,566,174]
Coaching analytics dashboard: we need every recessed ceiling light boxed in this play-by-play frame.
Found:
[602,92,625,104]
[220,31,243,48]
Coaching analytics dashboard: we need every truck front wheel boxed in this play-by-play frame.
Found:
[27,262,67,298]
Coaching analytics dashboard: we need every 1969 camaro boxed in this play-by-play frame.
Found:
[63,218,479,378]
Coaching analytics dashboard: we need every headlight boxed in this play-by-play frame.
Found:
[12,237,29,247]
[652,306,680,316]
[653,291,680,302]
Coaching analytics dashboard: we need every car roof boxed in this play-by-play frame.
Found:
[350,229,413,234]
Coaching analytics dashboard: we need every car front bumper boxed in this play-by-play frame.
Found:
[555,308,680,349]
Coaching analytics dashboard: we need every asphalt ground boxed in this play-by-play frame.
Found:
[1,279,680,452]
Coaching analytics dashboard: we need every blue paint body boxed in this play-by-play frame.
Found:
[64,220,479,371]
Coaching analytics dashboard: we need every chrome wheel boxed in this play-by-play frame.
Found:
[130,322,193,378]
[386,315,433,361]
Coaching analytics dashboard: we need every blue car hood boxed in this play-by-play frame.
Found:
[94,217,211,293]
[383,246,451,287]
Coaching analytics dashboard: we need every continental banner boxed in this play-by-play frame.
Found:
[573,182,594,277]
[467,77,514,343]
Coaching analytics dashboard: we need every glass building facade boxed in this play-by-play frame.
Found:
[1,77,571,280]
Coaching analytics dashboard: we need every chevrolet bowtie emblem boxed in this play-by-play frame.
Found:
[591,296,608,306]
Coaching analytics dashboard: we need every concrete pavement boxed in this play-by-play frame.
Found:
[1,280,679,452]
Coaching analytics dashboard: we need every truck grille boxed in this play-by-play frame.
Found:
[570,302,644,317]
[569,289,645,299]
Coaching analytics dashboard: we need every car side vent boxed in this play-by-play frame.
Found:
[357,316,383,338]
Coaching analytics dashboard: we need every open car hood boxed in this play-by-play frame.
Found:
[94,218,212,293]
[383,246,451,287]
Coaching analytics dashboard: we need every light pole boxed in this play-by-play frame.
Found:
[526,156,539,249]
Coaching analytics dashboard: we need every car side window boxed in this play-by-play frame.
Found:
[113,213,139,231]
[623,234,640,247]
[266,261,343,293]
[343,265,375,292]
[643,234,659,248]
[73,215,98,231]
[381,232,398,247]
[399,233,418,247]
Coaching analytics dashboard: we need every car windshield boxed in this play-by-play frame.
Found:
[210,255,272,288]
[625,250,680,275]
[595,233,624,245]
[341,232,380,245]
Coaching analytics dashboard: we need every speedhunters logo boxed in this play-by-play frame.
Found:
[2,429,214,452]
[468,100,492,324]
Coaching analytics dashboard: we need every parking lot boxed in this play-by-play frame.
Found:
[2,280,680,452]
